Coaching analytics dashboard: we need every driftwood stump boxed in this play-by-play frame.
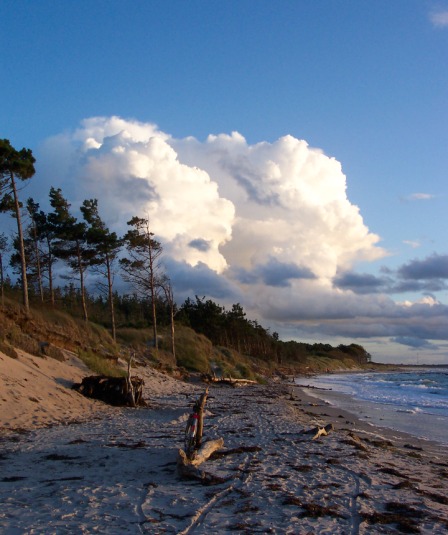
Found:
[177,439,225,483]
[178,389,225,483]
[72,375,145,406]
[307,423,334,440]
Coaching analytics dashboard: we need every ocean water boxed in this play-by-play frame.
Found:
[296,369,448,445]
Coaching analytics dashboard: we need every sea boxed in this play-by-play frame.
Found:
[296,369,448,446]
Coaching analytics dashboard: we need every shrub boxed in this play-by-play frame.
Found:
[77,350,126,377]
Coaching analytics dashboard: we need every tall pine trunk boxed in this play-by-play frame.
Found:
[11,172,29,311]
[106,254,116,341]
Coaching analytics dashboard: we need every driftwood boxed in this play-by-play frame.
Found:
[303,423,334,440]
[179,438,225,468]
[178,389,225,483]
[177,438,225,483]
[202,373,257,387]
[195,388,209,452]
[72,375,145,407]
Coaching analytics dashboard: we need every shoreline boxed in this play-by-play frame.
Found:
[295,369,448,448]
[1,352,448,533]
[291,383,448,457]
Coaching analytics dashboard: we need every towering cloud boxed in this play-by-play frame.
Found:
[39,116,384,285]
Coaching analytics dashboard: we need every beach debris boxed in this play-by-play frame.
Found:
[184,388,209,457]
[177,437,226,484]
[345,432,369,451]
[304,423,334,440]
[202,373,257,387]
[178,389,226,484]
[72,375,145,407]
[210,445,262,458]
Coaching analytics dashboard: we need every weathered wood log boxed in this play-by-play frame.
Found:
[72,375,145,407]
[186,437,224,467]
[195,388,209,450]
[177,438,225,484]
[304,423,334,440]
[126,353,135,407]
[202,375,257,387]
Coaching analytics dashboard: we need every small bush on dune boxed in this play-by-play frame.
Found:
[116,327,154,347]
[77,349,126,377]
[174,326,212,373]
[209,347,257,380]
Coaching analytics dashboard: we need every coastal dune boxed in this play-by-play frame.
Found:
[1,351,447,533]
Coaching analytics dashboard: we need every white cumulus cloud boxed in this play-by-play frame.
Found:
[38,116,385,284]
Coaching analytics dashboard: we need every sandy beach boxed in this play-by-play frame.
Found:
[1,350,448,534]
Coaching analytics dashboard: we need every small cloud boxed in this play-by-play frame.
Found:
[391,336,438,350]
[333,271,389,294]
[398,295,440,308]
[398,253,448,280]
[233,257,316,288]
[403,240,421,249]
[430,9,448,27]
[188,238,211,252]
[405,193,435,201]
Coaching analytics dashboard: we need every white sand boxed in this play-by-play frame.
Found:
[1,351,447,533]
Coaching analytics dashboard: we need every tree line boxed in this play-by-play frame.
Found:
[177,296,371,366]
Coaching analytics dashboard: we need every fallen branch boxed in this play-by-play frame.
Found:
[303,423,334,440]
[202,374,257,387]
[179,438,224,467]
[195,388,209,450]
[177,438,225,484]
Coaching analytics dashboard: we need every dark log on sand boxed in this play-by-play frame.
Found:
[72,375,145,407]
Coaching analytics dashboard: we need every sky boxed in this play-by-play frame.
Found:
[1,1,447,364]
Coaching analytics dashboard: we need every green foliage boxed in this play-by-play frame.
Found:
[210,346,257,380]
[116,327,154,347]
[0,139,36,310]
[173,326,212,373]
[77,349,126,377]
[178,296,275,360]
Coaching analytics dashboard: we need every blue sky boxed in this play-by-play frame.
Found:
[1,1,447,363]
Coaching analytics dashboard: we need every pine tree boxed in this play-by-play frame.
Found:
[120,217,163,349]
[0,139,36,311]
[0,232,8,306]
[81,199,122,340]
[48,187,94,321]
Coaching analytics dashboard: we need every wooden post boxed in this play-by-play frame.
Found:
[126,352,135,407]
[195,387,209,449]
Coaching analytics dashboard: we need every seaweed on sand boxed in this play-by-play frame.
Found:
[282,496,344,518]
[361,502,427,534]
